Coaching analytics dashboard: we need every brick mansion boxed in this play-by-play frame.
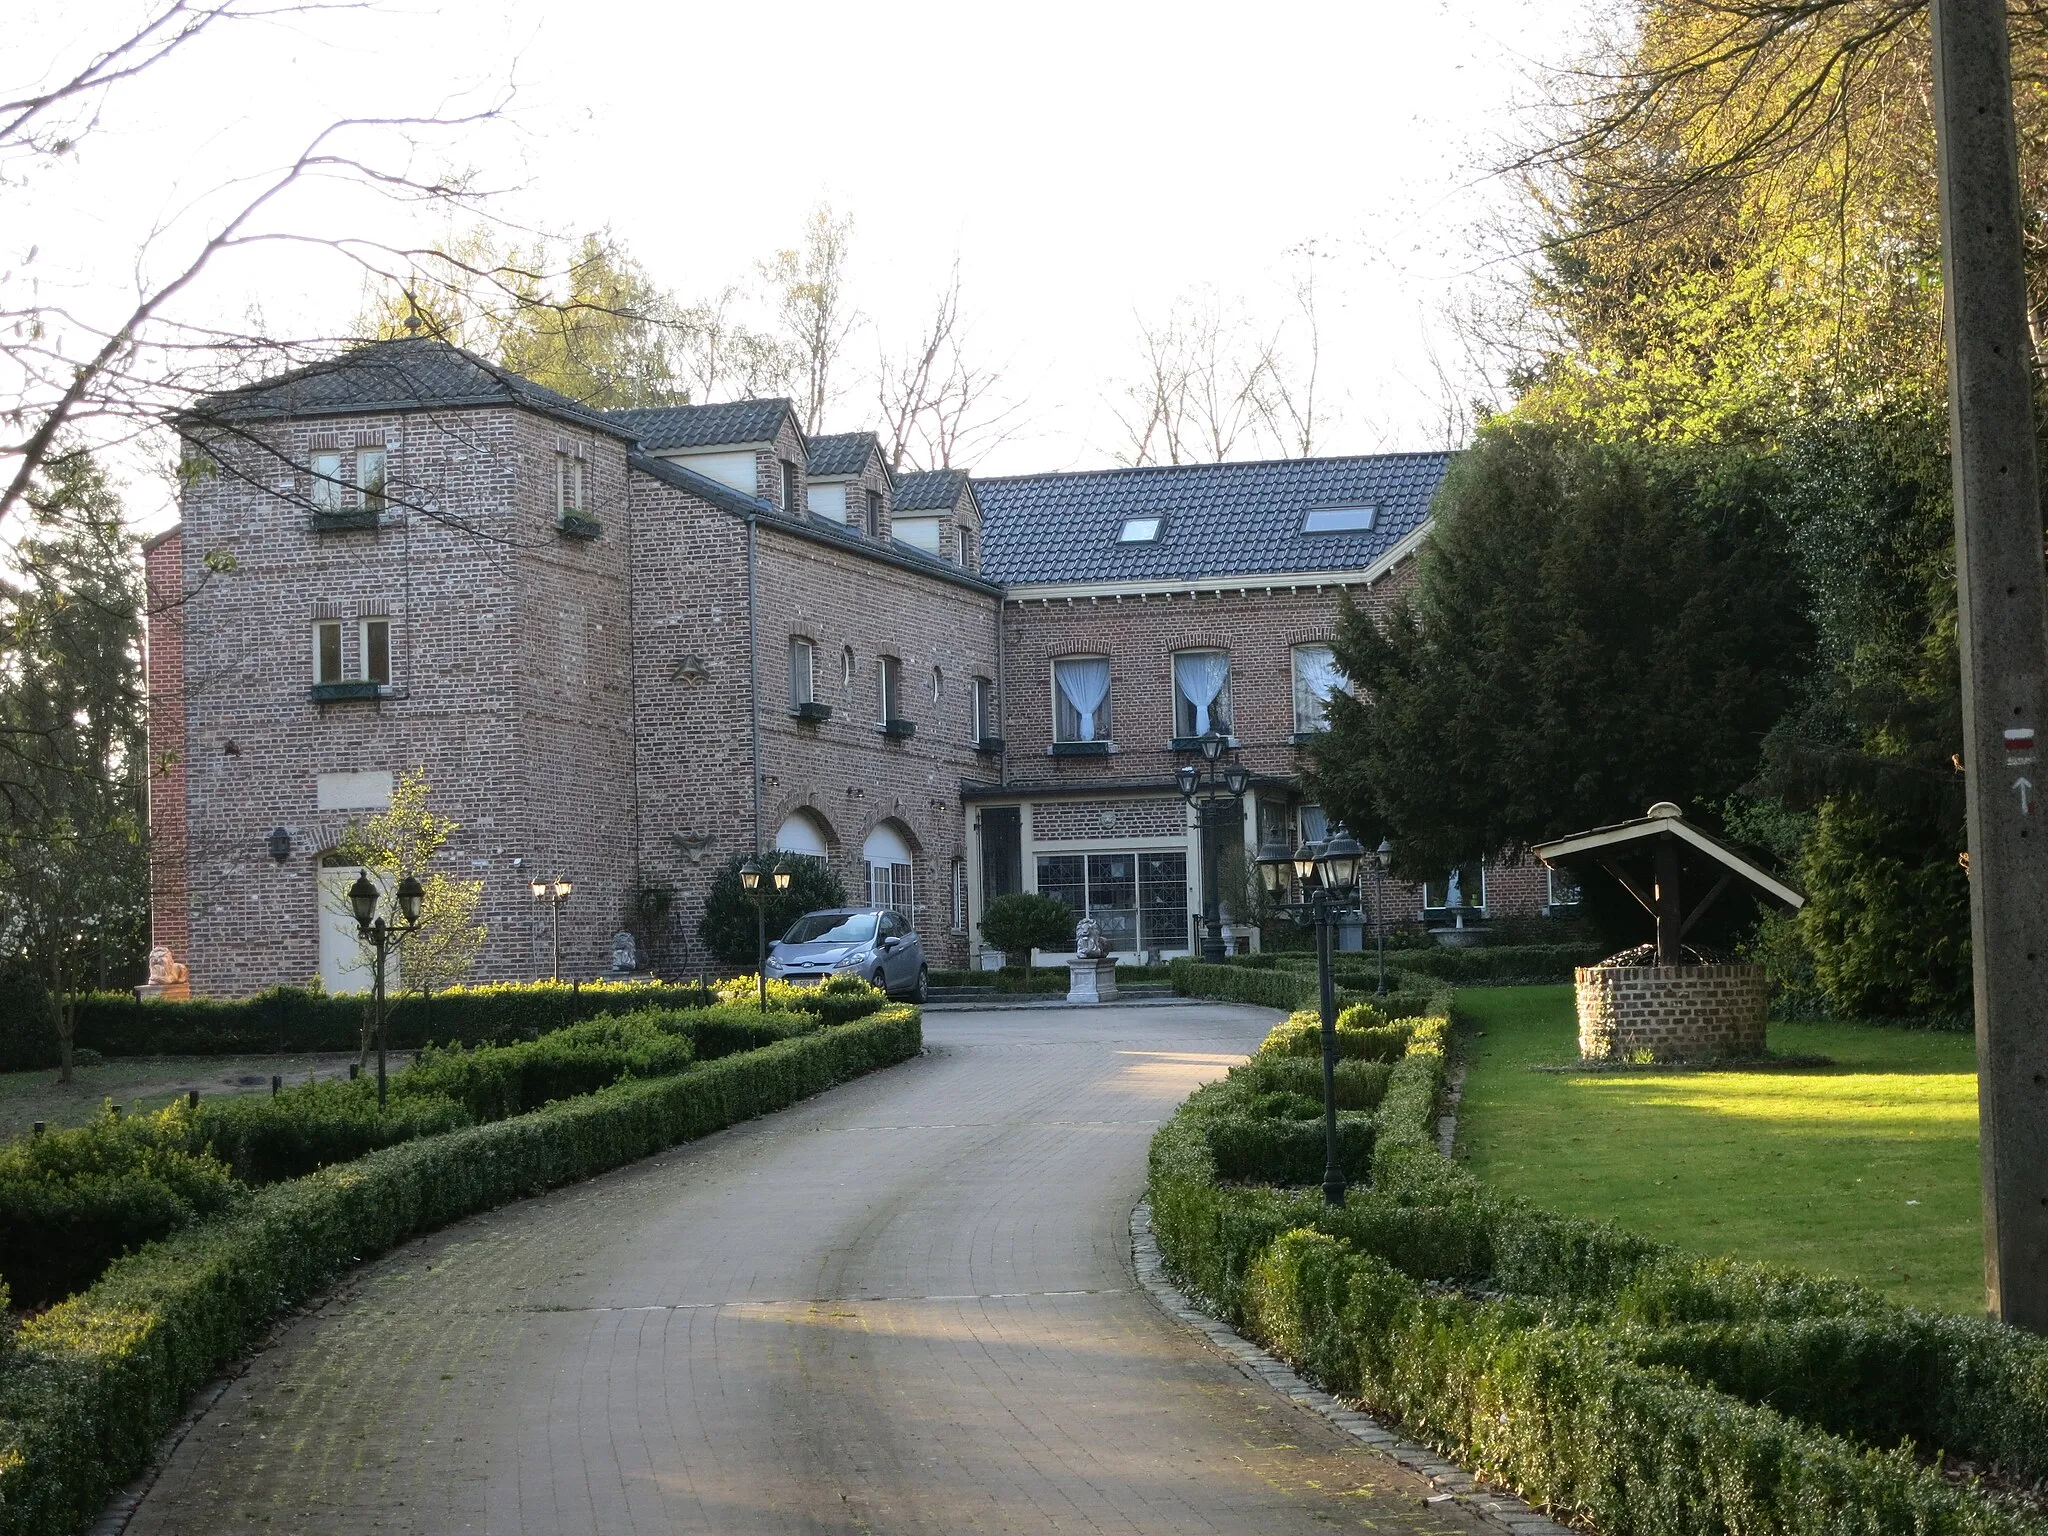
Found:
[143,338,1574,995]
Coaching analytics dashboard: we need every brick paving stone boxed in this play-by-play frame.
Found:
[115,1003,1484,1536]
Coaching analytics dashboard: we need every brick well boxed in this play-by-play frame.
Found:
[1575,963,1769,1062]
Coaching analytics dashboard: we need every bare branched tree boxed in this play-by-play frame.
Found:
[875,260,1026,471]
[1249,251,1330,457]
[761,205,859,434]
[1110,291,1274,466]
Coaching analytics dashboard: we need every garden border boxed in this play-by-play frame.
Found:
[1131,1198,1573,1536]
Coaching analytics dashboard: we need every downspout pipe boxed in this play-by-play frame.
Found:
[747,514,762,856]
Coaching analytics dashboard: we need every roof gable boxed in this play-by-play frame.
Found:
[974,452,1452,586]
[893,468,973,514]
[806,431,889,482]
[188,336,634,439]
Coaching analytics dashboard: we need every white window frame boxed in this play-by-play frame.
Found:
[970,676,994,744]
[359,617,391,686]
[877,654,903,725]
[865,488,882,537]
[951,859,968,934]
[1052,655,1113,744]
[789,637,816,707]
[931,665,944,704]
[958,523,976,569]
[356,447,387,513]
[1291,643,1341,735]
[1424,864,1488,915]
[1172,649,1232,739]
[781,459,799,512]
[313,620,344,684]
[1547,867,1582,909]
[842,645,855,698]
[311,451,344,513]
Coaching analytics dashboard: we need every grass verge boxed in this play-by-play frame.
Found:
[1454,986,1982,1314]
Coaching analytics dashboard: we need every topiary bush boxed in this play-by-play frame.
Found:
[979,892,1077,963]
[697,855,850,968]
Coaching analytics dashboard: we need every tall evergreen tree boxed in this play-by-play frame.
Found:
[0,447,149,1078]
[1309,423,1810,895]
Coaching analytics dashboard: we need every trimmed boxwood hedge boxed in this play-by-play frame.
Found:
[1148,991,2048,1536]
[0,1004,921,1536]
[0,977,897,1071]
[1166,959,1436,1021]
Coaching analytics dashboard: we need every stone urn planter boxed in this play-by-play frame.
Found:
[1575,962,1769,1062]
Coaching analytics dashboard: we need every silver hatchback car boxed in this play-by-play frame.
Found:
[765,907,929,1002]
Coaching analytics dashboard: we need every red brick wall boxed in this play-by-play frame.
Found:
[626,472,1003,973]
[170,404,640,995]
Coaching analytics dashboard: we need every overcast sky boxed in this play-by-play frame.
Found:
[10,0,1601,529]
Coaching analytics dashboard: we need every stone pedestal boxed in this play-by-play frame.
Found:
[1066,957,1119,1004]
[135,981,191,1001]
[1575,963,1768,1062]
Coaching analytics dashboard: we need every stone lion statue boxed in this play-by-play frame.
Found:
[611,930,637,973]
[1073,916,1109,959]
[147,945,188,985]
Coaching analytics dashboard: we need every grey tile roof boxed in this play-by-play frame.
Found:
[975,452,1453,585]
[627,452,1001,596]
[604,399,794,452]
[893,469,971,513]
[807,432,883,479]
[190,337,634,438]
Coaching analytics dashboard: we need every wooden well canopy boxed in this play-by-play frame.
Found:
[1531,802,1805,966]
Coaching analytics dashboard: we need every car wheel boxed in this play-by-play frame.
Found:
[872,968,888,994]
[912,965,929,1004]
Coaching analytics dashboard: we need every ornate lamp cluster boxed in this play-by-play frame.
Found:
[1174,730,1252,962]
[1250,827,1393,1207]
[347,869,425,1107]
[738,854,793,1008]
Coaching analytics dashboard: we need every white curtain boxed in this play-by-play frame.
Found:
[1292,645,1342,730]
[1056,657,1112,741]
[1175,652,1230,736]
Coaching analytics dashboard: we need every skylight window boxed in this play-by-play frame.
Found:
[1303,505,1376,534]
[1117,515,1164,543]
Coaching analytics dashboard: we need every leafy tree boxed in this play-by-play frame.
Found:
[329,770,486,1012]
[0,447,149,1081]
[1310,422,1811,880]
[698,855,848,968]
[979,892,1076,965]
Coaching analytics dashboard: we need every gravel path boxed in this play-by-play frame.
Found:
[112,1003,1479,1536]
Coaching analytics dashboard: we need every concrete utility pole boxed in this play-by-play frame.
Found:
[1931,0,2048,1331]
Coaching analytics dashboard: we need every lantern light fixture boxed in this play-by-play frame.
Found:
[1318,826,1365,894]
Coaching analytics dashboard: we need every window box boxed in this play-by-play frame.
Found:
[1049,740,1112,757]
[792,700,833,723]
[973,735,1006,757]
[556,513,602,540]
[311,510,380,532]
[879,718,917,740]
[1170,735,1238,754]
[310,680,381,703]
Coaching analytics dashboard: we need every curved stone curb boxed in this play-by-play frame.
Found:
[1130,1201,1575,1536]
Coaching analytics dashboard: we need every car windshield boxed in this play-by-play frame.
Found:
[780,911,876,944]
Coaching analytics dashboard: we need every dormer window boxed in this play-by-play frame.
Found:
[1302,505,1375,534]
[780,460,799,512]
[865,488,882,538]
[1117,516,1163,543]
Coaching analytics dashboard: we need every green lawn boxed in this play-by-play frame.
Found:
[1453,986,1984,1315]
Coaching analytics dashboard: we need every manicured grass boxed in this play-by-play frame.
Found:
[1454,986,1984,1315]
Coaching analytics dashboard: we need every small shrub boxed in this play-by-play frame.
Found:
[0,1103,242,1310]
[697,854,851,968]
[980,892,1077,961]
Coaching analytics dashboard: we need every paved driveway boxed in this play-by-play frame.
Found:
[121,1003,1475,1535]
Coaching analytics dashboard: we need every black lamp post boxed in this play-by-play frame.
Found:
[1373,838,1393,996]
[1175,731,1252,963]
[529,877,573,981]
[1257,825,1365,1206]
[739,854,793,1008]
[348,868,424,1107]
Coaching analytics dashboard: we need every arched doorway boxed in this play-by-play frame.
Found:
[861,823,915,919]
